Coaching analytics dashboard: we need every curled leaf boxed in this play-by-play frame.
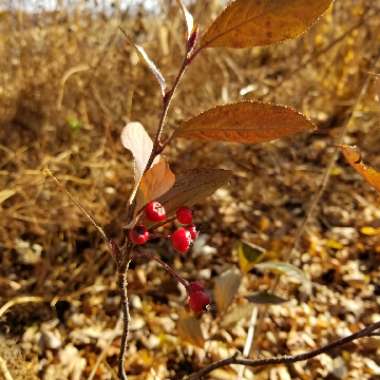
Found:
[201,0,333,49]
[124,34,166,96]
[214,268,242,312]
[246,291,287,305]
[176,0,194,40]
[339,145,380,193]
[157,168,232,216]
[175,102,316,144]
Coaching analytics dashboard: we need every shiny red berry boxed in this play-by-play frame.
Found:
[188,281,204,293]
[171,227,192,254]
[129,225,149,245]
[186,225,198,241]
[188,289,210,313]
[145,201,166,222]
[176,207,193,225]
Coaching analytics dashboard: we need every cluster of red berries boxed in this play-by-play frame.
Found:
[128,201,198,254]
[128,201,210,313]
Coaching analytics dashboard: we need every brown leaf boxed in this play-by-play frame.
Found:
[201,0,332,49]
[175,102,315,144]
[136,160,175,211]
[340,145,380,193]
[214,268,241,312]
[157,168,232,215]
[177,312,205,348]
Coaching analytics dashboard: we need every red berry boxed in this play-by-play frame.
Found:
[188,290,210,313]
[188,281,204,293]
[145,201,166,222]
[176,207,193,225]
[171,227,192,254]
[129,225,149,245]
[186,225,198,241]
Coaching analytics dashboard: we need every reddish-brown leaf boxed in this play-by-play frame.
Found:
[136,160,175,212]
[340,145,380,193]
[201,0,333,49]
[175,102,315,144]
[157,168,232,215]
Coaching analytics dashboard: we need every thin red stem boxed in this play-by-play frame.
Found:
[144,54,189,171]
[136,250,189,289]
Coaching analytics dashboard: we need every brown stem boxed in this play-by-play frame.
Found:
[144,54,189,171]
[244,51,380,363]
[118,259,131,380]
[145,33,205,171]
[184,321,380,380]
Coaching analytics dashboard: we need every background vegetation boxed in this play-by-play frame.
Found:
[0,0,380,379]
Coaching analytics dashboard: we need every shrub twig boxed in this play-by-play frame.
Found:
[184,321,380,380]
[117,258,131,380]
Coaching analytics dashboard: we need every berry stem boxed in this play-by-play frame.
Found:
[149,215,176,232]
[136,250,189,289]
[144,55,188,172]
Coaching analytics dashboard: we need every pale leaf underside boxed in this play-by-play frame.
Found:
[121,122,154,182]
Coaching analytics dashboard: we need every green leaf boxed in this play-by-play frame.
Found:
[255,261,312,293]
[67,117,82,131]
[246,291,287,305]
[235,241,265,273]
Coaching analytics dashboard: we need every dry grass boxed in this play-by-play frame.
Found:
[1,0,380,379]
